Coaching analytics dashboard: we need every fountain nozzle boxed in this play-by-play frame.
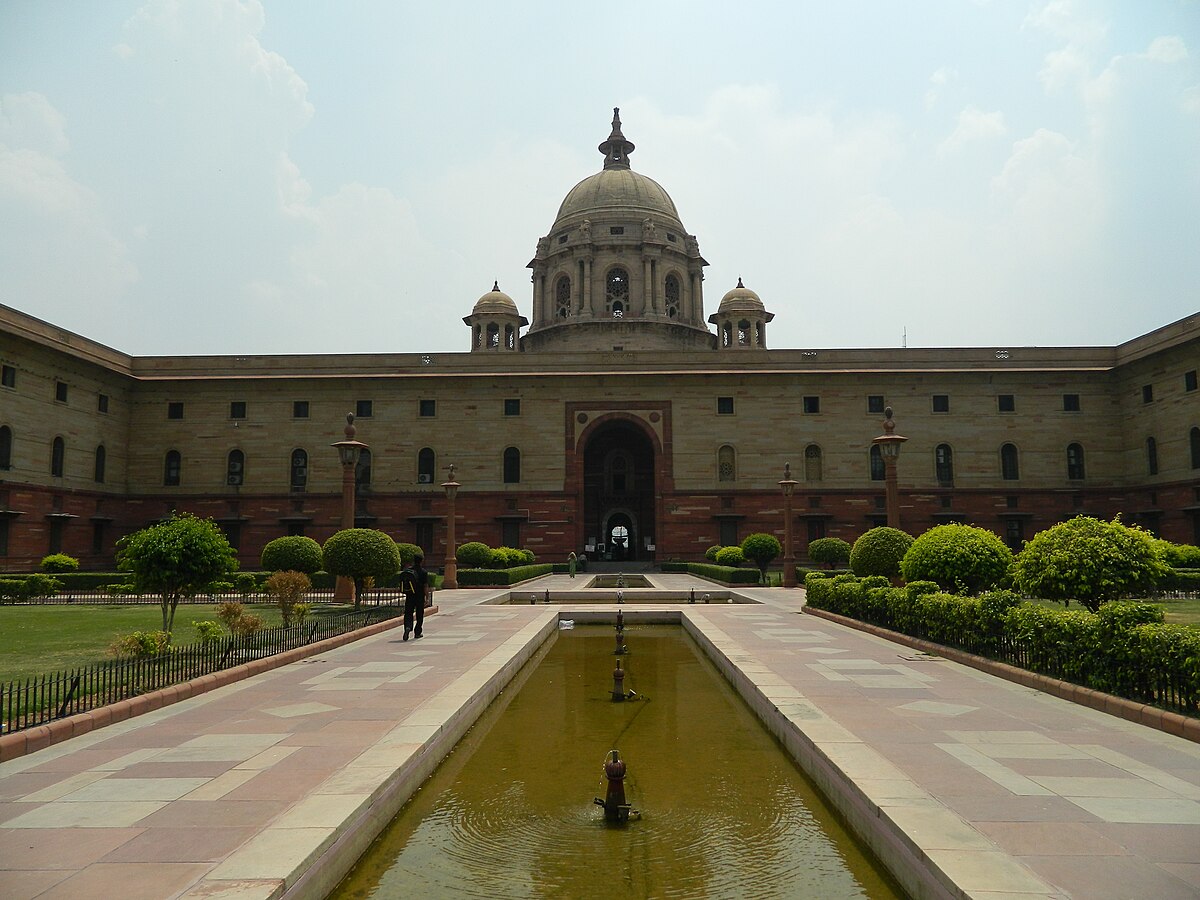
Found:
[593,749,635,824]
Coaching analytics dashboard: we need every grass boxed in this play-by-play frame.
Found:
[0,601,356,684]
[1027,595,1200,628]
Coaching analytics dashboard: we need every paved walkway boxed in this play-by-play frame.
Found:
[1,578,1198,899]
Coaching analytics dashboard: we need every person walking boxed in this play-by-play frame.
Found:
[400,551,428,641]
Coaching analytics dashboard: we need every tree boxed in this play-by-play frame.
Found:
[741,533,782,583]
[116,513,237,633]
[808,537,851,569]
[900,524,1013,595]
[322,528,401,608]
[261,535,324,574]
[849,527,913,578]
[1011,516,1170,612]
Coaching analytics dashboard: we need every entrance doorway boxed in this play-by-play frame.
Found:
[581,420,656,562]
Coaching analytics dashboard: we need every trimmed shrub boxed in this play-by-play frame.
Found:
[1155,541,1200,569]
[1011,516,1171,612]
[396,542,423,567]
[900,524,1013,595]
[741,533,782,582]
[1160,569,1200,592]
[1129,624,1200,710]
[41,553,80,573]
[322,528,401,608]
[490,547,526,569]
[261,536,323,574]
[192,620,224,644]
[808,537,851,569]
[21,573,63,599]
[850,527,913,578]
[234,572,260,597]
[684,562,760,584]
[705,545,722,562]
[456,541,493,568]
[456,564,554,586]
[714,546,745,568]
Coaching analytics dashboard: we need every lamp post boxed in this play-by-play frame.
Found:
[331,413,368,601]
[442,464,461,590]
[872,406,908,530]
[779,462,799,588]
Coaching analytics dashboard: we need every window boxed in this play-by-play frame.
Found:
[504,398,521,416]
[355,400,373,418]
[606,267,629,316]
[932,395,949,413]
[502,520,521,548]
[48,520,63,555]
[1,365,14,388]
[1191,427,1200,470]
[1066,443,1085,480]
[50,436,65,477]
[998,394,1015,413]
[804,444,822,482]
[167,401,184,420]
[94,445,106,483]
[503,447,521,484]
[419,399,436,417]
[807,519,827,543]
[1004,519,1025,551]
[1142,384,1154,404]
[92,521,106,556]
[290,449,308,491]
[164,449,181,486]
[293,401,309,419]
[869,445,885,481]
[0,519,7,556]
[0,426,11,469]
[417,447,436,483]
[717,396,734,415]
[230,401,247,419]
[665,274,681,318]
[935,444,954,487]
[555,276,571,318]
[1063,393,1080,412]
[487,323,500,348]
[1001,443,1020,481]
[98,394,109,413]
[718,445,736,482]
[803,396,820,414]
[1186,370,1198,392]
[867,395,885,414]
[1147,437,1158,476]
[356,448,372,492]
[719,519,738,547]
[737,319,750,346]
[227,449,245,486]
[55,381,68,403]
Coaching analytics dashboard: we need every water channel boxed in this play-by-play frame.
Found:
[332,625,904,898]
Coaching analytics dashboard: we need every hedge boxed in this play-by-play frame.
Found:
[681,563,762,584]
[456,564,554,586]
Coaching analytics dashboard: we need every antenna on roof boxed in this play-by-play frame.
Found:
[903,327,907,349]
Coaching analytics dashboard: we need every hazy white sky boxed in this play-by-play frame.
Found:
[1,1,1197,356]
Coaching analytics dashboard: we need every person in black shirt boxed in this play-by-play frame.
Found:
[400,552,428,641]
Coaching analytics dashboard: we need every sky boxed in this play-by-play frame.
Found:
[1,1,1198,357]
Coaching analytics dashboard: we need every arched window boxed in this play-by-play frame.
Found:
[1146,437,1158,476]
[51,436,65,477]
[721,322,732,348]
[1192,427,1200,469]
[718,445,736,482]
[418,447,436,484]
[606,267,629,316]
[804,444,822,482]
[754,321,765,347]
[1000,443,1019,481]
[289,448,307,492]
[503,447,521,484]
[355,448,371,492]
[505,324,516,350]
[0,425,11,470]
[869,445,885,481]
[555,276,571,318]
[473,324,482,349]
[164,449,181,486]
[94,445,106,483]
[664,274,680,318]
[227,449,245,486]
[487,323,500,348]
[1067,443,1085,480]
[935,444,954,487]
[606,451,633,493]
[737,319,750,346]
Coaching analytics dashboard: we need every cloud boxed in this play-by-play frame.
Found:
[924,67,958,110]
[0,92,69,156]
[938,106,1007,157]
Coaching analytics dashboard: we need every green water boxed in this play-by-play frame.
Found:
[332,626,905,899]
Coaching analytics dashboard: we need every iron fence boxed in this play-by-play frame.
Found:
[1,602,403,736]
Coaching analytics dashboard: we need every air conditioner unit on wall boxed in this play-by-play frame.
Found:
[417,474,433,484]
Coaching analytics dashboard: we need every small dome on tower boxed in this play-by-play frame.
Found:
[472,281,519,316]
[716,278,765,315]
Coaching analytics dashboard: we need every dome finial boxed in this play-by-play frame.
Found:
[737,276,744,288]
[598,107,635,170]
[492,280,500,292]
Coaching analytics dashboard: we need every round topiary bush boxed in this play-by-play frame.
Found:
[808,537,851,569]
[715,545,745,568]
[741,533,781,581]
[261,536,323,574]
[41,553,80,573]
[705,545,722,562]
[456,541,493,568]
[396,542,423,567]
[849,527,913,578]
[321,529,401,608]
[900,523,1013,595]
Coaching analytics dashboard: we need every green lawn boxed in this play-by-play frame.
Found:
[0,602,356,683]
[1027,595,1200,627]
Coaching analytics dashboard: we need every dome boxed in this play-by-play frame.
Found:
[472,281,519,317]
[716,278,764,315]
[555,168,681,223]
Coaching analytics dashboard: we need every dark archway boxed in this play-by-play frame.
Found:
[582,420,655,561]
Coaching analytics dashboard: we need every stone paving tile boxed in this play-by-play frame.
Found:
[1022,854,1199,900]
[101,826,258,863]
[0,825,142,868]
[36,861,212,900]
[0,868,73,900]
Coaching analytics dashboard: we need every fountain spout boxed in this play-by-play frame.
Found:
[616,590,623,605]
[592,750,634,824]
[611,659,627,702]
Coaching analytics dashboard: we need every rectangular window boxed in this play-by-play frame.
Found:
[1063,393,1081,412]
[419,399,436,417]
[806,519,826,543]
[1186,370,1198,392]
[718,519,738,547]
[802,396,820,414]
[92,521,106,555]
[1142,384,1154,404]
[609,226,625,235]
[293,400,309,418]
[1,365,14,388]
[504,398,521,416]
[716,396,734,415]
[932,394,950,413]
[998,394,1015,413]
[501,520,520,548]
[356,399,373,418]
[230,401,247,419]
[167,401,184,419]
[55,381,68,403]
[867,395,885,414]
[98,394,109,413]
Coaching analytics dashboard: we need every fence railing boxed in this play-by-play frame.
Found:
[1,602,403,736]
[0,587,408,605]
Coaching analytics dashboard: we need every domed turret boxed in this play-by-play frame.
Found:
[463,282,527,352]
[709,278,774,350]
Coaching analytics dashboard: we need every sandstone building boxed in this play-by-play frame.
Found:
[2,111,1199,571]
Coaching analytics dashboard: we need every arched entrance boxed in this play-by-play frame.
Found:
[581,420,656,562]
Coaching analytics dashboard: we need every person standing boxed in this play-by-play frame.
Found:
[568,551,577,579]
[400,552,428,641]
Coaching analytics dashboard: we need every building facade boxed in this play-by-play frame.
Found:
[2,111,1199,571]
